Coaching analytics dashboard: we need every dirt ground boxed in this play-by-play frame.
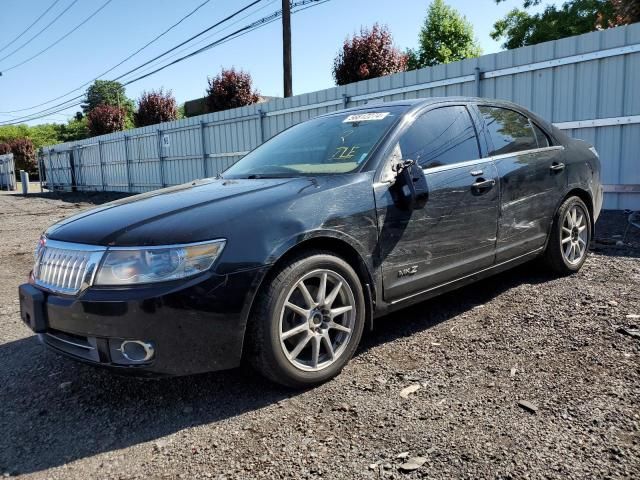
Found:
[0,191,638,479]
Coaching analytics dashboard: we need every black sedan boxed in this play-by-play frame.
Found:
[19,97,602,388]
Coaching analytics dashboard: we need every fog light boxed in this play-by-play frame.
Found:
[120,340,155,362]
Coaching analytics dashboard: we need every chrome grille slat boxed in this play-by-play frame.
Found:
[67,257,79,289]
[74,257,87,291]
[34,240,106,295]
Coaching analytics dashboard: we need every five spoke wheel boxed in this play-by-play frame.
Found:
[279,269,356,372]
[561,204,588,264]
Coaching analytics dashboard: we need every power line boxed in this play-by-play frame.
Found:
[0,0,214,112]
[0,0,62,55]
[0,0,79,65]
[0,0,329,125]
[107,0,263,88]
[0,0,114,73]
[122,0,279,83]
[120,0,324,87]
[0,0,265,123]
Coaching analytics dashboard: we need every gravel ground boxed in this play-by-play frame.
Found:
[0,192,638,479]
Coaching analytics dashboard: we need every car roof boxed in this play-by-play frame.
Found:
[319,96,529,117]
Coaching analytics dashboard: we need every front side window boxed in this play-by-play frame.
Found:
[479,106,538,156]
[223,108,403,178]
[392,106,480,170]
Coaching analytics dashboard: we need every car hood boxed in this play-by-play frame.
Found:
[45,177,317,246]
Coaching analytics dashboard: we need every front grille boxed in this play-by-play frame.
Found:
[34,240,106,295]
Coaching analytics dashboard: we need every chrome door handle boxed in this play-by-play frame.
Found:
[472,178,496,190]
[550,162,565,172]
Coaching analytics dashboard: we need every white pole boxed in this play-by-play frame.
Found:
[20,170,29,195]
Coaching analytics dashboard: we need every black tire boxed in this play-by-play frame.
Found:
[247,250,366,388]
[543,196,592,275]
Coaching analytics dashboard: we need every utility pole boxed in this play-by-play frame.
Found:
[282,0,292,98]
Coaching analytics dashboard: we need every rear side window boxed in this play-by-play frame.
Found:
[479,106,537,156]
[397,106,480,169]
[531,122,550,148]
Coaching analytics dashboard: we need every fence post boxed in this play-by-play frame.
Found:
[259,109,266,143]
[97,140,106,191]
[342,93,349,109]
[156,129,166,187]
[37,150,43,193]
[474,67,482,97]
[0,156,5,190]
[200,121,208,178]
[48,149,53,189]
[69,149,77,192]
[124,135,131,192]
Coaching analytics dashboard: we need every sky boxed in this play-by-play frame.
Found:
[0,0,559,126]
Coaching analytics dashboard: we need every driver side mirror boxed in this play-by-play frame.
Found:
[393,160,429,210]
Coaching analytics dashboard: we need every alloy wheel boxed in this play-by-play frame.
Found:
[278,269,356,372]
[561,204,589,265]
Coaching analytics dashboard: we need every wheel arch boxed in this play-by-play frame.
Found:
[561,188,595,230]
[240,235,377,355]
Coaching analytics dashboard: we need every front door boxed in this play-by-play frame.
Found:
[374,105,500,303]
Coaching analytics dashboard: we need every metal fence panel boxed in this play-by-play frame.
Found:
[40,23,640,209]
[0,154,17,190]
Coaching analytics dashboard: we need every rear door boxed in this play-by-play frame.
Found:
[476,105,566,262]
[374,104,500,302]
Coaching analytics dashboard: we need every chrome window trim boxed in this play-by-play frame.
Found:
[421,157,490,175]
[374,145,565,182]
[488,145,564,162]
[419,146,564,174]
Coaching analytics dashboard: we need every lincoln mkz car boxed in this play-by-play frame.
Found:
[19,97,602,387]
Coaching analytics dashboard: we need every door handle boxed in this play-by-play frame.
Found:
[472,178,496,191]
[550,162,565,172]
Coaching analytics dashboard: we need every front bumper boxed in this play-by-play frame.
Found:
[18,266,268,376]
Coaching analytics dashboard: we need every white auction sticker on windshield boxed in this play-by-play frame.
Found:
[343,112,390,123]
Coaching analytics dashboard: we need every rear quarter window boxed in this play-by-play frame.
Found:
[531,122,551,148]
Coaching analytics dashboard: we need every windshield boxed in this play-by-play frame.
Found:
[222,108,403,178]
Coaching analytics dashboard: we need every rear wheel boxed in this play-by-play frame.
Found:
[248,251,365,388]
[543,196,591,274]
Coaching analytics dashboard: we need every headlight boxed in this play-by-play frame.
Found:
[94,240,225,286]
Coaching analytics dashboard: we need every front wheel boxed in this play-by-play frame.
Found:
[248,251,366,388]
[543,196,592,274]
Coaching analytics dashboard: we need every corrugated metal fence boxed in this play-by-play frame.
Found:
[0,154,17,191]
[41,23,640,209]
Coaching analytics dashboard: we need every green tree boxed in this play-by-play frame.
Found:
[82,80,134,127]
[407,0,482,69]
[0,123,64,150]
[490,0,633,50]
[59,117,89,142]
[177,103,186,119]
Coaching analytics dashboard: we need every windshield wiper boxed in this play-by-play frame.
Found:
[246,173,294,179]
